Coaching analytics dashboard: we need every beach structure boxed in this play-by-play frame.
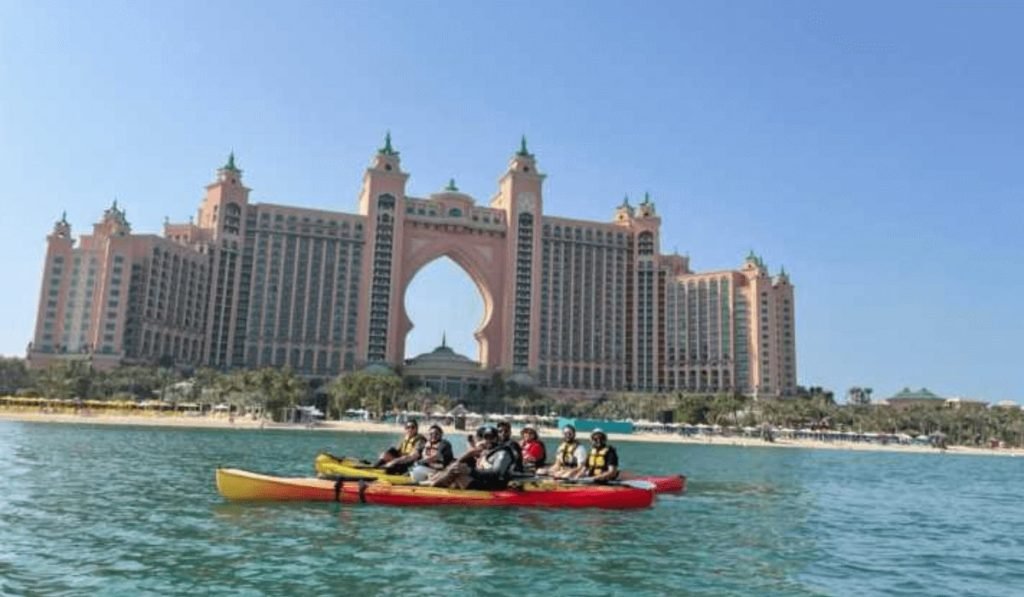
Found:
[27,136,797,396]
[881,387,947,410]
[402,337,492,400]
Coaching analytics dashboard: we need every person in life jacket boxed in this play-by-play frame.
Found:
[496,420,524,472]
[582,429,620,482]
[427,425,515,490]
[409,424,455,483]
[374,419,426,474]
[537,424,587,478]
[518,426,547,473]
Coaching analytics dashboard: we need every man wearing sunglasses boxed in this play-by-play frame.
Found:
[374,419,426,474]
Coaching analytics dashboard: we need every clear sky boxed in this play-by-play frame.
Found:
[1,1,1021,402]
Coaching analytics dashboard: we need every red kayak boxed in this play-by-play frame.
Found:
[217,468,655,509]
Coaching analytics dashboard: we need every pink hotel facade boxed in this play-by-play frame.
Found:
[28,137,797,396]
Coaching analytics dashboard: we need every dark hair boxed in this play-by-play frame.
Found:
[405,419,418,429]
[496,420,511,430]
[562,424,576,433]
[476,425,498,439]
[428,424,443,434]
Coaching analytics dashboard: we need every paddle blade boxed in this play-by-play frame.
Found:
[616,479,656,491]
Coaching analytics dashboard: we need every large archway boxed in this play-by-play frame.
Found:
[394,230,507,369]
[403,257,484,360]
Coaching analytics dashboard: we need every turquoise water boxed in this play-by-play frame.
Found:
[2,421,1023,596]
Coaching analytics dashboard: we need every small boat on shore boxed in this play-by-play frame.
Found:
[313,452,686,494]
[216,468,655,509]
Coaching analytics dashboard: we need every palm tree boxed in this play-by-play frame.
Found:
[329,370,402,420]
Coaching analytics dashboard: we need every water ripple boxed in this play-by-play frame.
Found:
[2,421,1022,595]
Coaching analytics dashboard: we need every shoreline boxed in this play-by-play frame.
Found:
[2,410,1021,458]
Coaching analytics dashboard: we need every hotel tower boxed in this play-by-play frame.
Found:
[28,136,797,396]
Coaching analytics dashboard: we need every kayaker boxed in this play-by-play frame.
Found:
[374,419,426,474]
[519,426,547,473]
[580,428,619,482]
[427,425,515,490]
[409,424,455,483]
[496,420,524,472]
[537,424,587,478]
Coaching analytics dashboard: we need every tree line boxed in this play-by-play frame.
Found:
[2,358,1022,447]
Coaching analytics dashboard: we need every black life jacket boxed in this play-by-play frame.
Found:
[480,443,515,480]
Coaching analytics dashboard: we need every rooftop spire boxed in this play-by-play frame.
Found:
[445,178,459,191]
[379,131,398,156]
[620,194,631,208]
[441,332,447,348]
[517,134,532,157]
[222,152,240,172]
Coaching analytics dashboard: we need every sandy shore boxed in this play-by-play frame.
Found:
[2,410,1021,458]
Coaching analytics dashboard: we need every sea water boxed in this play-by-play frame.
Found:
[1,420,1022,596]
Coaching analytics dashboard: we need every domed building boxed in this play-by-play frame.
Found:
[402,335,491,400]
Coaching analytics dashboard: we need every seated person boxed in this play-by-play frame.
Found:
[580,429,619,482]
[374,419,426,474]
[537,424,587,478]
[518,426,547,473]
[409,424,455,483]
[496,420,524,473]
[427,425,515,490]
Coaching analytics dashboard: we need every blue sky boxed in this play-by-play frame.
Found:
[1,1,1021,402]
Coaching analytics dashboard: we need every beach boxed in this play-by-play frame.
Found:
[2,409,1020,458]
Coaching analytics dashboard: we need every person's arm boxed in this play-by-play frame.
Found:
[418,441,454,467]
[384,438,425,470]
[570,445,589,478]
[440,441,455,466]
[593,465,617,482]
[384,452,417,470]
[592,448,619,482]
[457,444,485,464]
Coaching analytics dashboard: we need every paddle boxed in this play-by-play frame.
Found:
[319,474,393,486]
[508,473,655,491]
[319,452,375,468]
[561,477,656,491]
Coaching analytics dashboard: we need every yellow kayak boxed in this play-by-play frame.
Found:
[314,452,415,484]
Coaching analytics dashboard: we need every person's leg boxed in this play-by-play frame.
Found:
[374,447,401,467]
[428,462,470,487]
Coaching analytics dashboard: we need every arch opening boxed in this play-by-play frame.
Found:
[403,257,485,361]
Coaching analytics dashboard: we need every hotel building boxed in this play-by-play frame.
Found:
[28,137,797,396]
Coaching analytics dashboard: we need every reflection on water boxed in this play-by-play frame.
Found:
[2,420,1023,596]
